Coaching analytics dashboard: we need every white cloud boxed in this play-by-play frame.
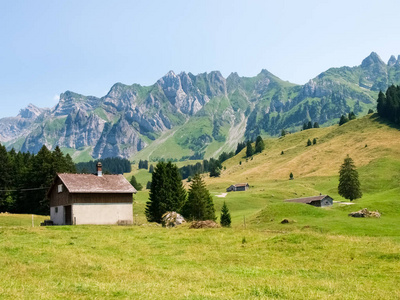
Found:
[53,94,60,102]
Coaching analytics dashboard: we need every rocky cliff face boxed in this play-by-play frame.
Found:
[1,52,400,160]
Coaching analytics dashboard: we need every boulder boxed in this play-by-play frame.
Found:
[348,208,381,218]
[161,211,186,228]
[189,220,220,229]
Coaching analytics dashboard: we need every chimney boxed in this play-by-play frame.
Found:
[96,162,102,177]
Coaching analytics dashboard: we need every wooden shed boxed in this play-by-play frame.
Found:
[47,163,136,225]
[226,183,250,192]
[284,195,333,207]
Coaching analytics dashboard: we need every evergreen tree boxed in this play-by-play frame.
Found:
[146,181,152,189]
[368,108,374,114]
[303,123,307,130]
[145,162,186,223]
[181,173,215,221]
[289,172,294,180]
[281,129,286,137]
[313,138,317,145]
[307,139,312,146]
[0,144,13,212]
[313,122,319,128]
[130,175,143,191]
[246,141,254,157]
[220,201,231,227]
[149,164,154,173]
[255,136,265,154]
[348,111,356,120]
[307,121,313,129]
[338,155,362,201]
[339,115,349,126]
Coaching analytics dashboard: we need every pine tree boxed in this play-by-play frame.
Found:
[313,122,319,128]
[281,129,286,137]
[255,136,265,154]
[149,164,154,173]
[0,144,13,212]
[220,201,231,227]
[145,162,186,223]
[313,138,317,145]
[130,175,143,191]
[368,108,374,114]
[339,115,349,126]
[181,173,215,221]
[289,172,294,180]
[246,141,254,157]
[307,121,313,129]
[348,111,356,120]
[338,155,362,201]
[303,123,307,130]
[307,139,312,146]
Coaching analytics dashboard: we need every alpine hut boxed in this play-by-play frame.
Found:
[284,195,333,207]
[47,162,136,225]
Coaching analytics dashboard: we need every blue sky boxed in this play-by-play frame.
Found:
[1,0,400,118]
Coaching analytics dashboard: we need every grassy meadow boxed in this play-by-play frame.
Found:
[1,114,400,299]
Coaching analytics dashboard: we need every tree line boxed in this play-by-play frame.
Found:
[377,85,400,124]
[0,145,76,214]
[76,157,131,174]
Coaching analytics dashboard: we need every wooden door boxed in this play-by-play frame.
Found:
[64,205,72,225]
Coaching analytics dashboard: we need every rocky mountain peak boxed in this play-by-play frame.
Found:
[18,103,44,119]
[361,52,385,68]
[388,55,397,67]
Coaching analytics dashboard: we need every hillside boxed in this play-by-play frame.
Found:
[2,53,400,161]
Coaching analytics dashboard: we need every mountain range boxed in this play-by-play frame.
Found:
[1,52,399,161]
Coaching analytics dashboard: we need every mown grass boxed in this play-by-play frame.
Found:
[1,220,400,299]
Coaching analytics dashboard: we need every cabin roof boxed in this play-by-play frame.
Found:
[284,195,331,204]
[54,173,137,194]
[232,183,249,187]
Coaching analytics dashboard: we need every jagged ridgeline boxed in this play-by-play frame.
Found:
[2,52,400,161]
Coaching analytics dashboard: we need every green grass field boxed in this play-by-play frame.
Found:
[1,115,400,299]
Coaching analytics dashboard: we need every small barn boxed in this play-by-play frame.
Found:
[47,163,136,225]
[226,183,250,192]
[284,195,333,207]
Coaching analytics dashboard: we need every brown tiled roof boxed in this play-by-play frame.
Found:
[285,195,331,204]
[57,173,137,194]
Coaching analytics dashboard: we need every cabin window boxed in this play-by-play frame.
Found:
[55,207,58,213]
[58,184,63,193]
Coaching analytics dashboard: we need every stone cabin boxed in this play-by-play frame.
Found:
[226,183,250,192]
[47,162,136,225]
[284,195,333,207]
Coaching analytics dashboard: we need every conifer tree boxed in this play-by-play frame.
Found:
[338,155,362,201]
[339,115,349,126]
[313,122,319,128]
[130,175,143,191]
[255,136,265,154]
[181,173,215,221]
[348,111,356,120]
[149,164,154,173]
[307,139,312,146]
[246,141,254,157]
[281,129,286,137]
[145,162,186,223]
[307,121,313,129]
[220,201,231,227]
[289,172,294,180]
[313,138,317,145]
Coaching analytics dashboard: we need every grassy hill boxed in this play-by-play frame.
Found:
[1,114,400,299]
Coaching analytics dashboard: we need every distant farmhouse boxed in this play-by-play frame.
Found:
[226,183,249,192]
[47,162,136,225]
[285,195,333,207]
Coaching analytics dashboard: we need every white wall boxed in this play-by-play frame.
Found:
[50,206,65,225]
[72,203,133,225]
